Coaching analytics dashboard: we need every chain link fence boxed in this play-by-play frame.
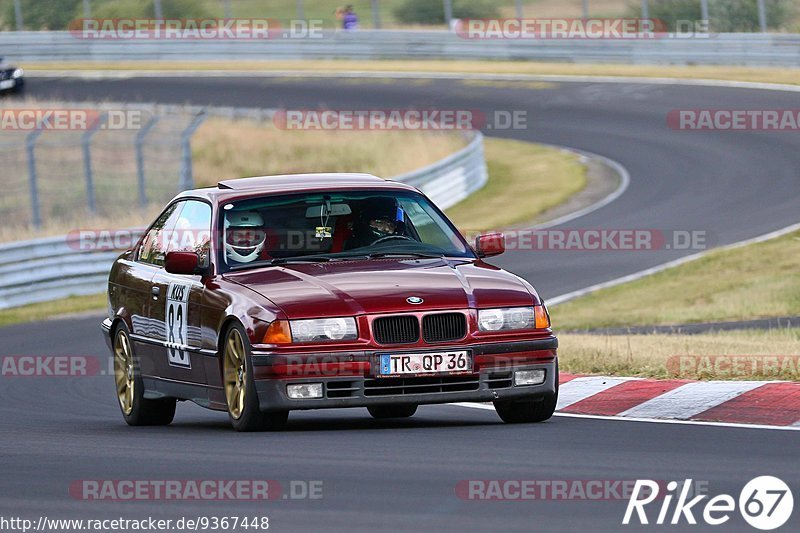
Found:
[0,103,221,232]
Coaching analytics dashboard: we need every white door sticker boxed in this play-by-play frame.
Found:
[166,282,191,369]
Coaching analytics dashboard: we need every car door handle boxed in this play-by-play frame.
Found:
[151,286,161,299]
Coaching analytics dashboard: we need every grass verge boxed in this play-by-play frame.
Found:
[0,294,107,328]
[446,138,586,230]
[558,329,800,380]
[551,230,800,331]
[192,117,466,183]
[26,60,800,87]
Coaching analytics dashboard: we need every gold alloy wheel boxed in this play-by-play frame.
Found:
[224,328,247,419]
[113,330,135,416]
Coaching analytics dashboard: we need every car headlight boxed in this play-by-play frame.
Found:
[11,68,23,79]
[478,306,550,332]
[290,317,357,343]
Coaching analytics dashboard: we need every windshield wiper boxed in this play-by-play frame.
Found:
[269,255,334,265]
[228,255,333,270]
[367,251,445,259]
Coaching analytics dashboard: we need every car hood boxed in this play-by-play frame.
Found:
[223,258,539,318]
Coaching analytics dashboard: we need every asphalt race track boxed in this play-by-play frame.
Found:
[1,76,798,532]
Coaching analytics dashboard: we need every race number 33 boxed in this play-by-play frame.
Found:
[166,283,191,369]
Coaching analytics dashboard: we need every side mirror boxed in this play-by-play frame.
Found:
[165,251,201,275]
[475,232,505,258]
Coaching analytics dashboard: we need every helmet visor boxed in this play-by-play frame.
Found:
[227,228,266,249]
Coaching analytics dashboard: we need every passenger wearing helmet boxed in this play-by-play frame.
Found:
[225,211,267,263]
[346,197,407,250]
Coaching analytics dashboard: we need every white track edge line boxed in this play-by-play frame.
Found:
[531,147,631,230]
[449,402,800,431]
[546,221,800,306]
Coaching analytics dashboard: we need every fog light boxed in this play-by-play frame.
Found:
[287,383,323,399]
[514,369,546,386]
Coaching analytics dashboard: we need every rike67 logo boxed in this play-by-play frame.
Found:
[624,476,793,530]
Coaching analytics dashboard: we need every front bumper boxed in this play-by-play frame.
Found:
[251,337,557,411]
[0,76,22,92]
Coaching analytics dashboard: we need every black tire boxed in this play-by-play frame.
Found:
[367,404,418,419]
[223,322,288,432]
[113,323,176,426]
[493,363,559,424]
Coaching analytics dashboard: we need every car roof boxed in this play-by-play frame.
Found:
[175,173,420,203]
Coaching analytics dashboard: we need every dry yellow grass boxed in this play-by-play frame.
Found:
[446,137,586,230]
[192,117,467,185]
[27,60,800,86]
[0,294,107,328]
[559,329,800,380]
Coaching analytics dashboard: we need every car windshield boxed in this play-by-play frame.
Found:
[219,190,473,271]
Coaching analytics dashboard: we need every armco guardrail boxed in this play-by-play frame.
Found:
[5,30,800,67]
[0,130,487,310]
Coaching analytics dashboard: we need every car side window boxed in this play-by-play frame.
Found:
[137,201,184,267]
[169,200,213,268]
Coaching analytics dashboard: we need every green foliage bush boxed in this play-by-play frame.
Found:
[628,0,794,32]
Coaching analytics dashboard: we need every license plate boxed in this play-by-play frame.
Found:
[0,80,14,90]
[378,350,471,376]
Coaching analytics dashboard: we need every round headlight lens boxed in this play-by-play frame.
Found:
[505,308,530,329]
[12,68,23,79]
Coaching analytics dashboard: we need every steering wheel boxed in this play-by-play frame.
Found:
[372,235,414,246]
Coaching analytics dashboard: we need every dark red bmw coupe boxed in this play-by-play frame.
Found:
[102,173,558,431]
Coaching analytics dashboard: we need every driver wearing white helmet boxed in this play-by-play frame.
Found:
[224,211,267,264]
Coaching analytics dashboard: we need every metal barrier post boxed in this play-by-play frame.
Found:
[13,0,23,30]
[757,0,767,33]
[641,0,649,20]
[443,0,453,27]
[372,0,381,29]
[223,0,232,19]
[179,111,207,192]
[25,128,43,229]
[81,112,105,214]
[83,0,91,18]
[135,115,160,208]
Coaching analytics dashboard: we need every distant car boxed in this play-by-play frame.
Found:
[0,58,23,93]
[102,173,559,431]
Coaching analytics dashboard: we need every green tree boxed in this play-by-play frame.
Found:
[628,0,794,32]
[6,0,81,30]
